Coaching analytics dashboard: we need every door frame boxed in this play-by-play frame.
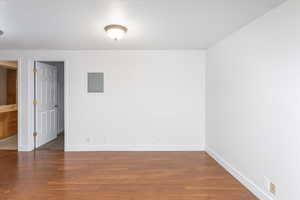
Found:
[31,59,69,151]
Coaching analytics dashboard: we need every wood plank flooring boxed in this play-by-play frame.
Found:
[0,151,258,200]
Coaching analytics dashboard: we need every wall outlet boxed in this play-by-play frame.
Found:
[264,177,276,195]
[270,182,276,195]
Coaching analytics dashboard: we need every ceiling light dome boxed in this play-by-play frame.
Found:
[104,24,128,41]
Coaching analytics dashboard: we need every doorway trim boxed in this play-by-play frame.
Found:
[30,58,69,151]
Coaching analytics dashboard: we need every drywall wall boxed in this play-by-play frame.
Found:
[67,51,205,150]
[206,0,299,200]
[0,50,205,151]
[0,68,7,105]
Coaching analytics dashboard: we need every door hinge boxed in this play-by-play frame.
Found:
[33,132,37,137]
[33,67,37,72]
[33,99,37,105]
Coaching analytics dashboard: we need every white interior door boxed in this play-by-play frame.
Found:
[35,62,58,148]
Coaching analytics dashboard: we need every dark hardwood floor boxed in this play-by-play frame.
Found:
[0,151,258,200]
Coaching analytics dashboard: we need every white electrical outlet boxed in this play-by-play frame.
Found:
[264,177,276,195]
[270,182,276,195]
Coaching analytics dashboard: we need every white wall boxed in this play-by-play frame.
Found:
[67,51,205,150]
[0,50,205,151]
[0,67,7,105]
[206,1,300,200]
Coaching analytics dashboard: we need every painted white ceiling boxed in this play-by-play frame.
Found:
[0,0,285,50]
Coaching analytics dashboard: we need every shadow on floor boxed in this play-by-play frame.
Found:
[37,133,64,151]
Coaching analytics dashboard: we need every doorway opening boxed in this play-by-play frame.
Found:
[34,61,65,151]
[0,61,18,150]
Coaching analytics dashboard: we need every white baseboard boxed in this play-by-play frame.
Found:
[65,145,204,152]
[18,145,33,152]
[206,146,273,200]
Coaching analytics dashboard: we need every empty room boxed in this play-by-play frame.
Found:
[0,0,298,200]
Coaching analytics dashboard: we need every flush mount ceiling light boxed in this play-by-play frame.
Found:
[104,24,128,41]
